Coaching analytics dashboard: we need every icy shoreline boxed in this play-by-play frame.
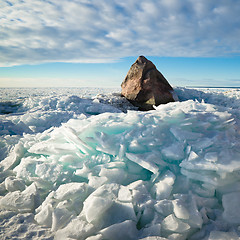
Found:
[0,87,240,240]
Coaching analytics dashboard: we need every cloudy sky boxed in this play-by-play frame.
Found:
[0,0,240,87]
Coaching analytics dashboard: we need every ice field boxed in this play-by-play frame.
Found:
[0,87,240,240]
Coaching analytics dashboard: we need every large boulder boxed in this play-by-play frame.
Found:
[121,56,176,110]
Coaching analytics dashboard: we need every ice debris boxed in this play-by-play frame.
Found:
[0,89,240,239]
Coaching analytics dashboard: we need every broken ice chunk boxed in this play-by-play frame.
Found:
[154,200,173,217]
[54,216,96,240]
[128,181,151,200]
[188,151,199,161]
[100,200,137,228]
[152,181,173,200]
[0,142,25,171]
[35,161,64,183]
[62,126,94,155]
[170,126,202,141]
[139,207,155,228]
[35,182,91,227]
[118,185,132,202]
[0,191,34,212]
[88,183,120,198]
[140,223,161,238]
[128,139,147,153]
[191,182,216,198]
[83,195,113,223]
[0,183,38,212]
[127,160,145,174]
[58,154,80,165]
[100,220,138,240]
[167,232,189,240]
[5,176,26,192]
[13,156,44,181]
[126,153,159,174]
[75,164,91,178]
[88,174,108,189]
[139,237,168,240]
[118,143,126,159]
[127,180,153,215]
[54,182,91,202]
[222,191,240,224]
[194,195,218,209]
[34,203,53,227]
[180,168,218,186]
[191,137,214,151]
[161,142,185,161]
[161,214,190,233]
[82,184,119,224]
[99,167,127,184]
[0,182,6,195]
[85,234,103,240]
[82,183,136,228]
[51,203,75,231]
[146,152,168,168]
[172,199,189,220]
[217,181,240,195]
[95,131,118,156]
[204,152,218,162]
[208,231,239,240]
[28,141,77,155]
[85,233,103,240]
[151,171,176,200]
[173,193,203,228]
[102,161,126,169]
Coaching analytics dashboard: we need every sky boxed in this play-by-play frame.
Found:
[0,0,240,88]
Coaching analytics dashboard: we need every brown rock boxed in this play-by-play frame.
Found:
[121,56,176,110]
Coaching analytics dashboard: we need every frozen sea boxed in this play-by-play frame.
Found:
[0,87,240,240]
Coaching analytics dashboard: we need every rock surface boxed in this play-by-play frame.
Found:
[121,56,176,110]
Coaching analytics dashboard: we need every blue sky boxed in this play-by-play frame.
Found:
[0,0,240,87]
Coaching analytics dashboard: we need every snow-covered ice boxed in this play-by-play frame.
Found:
[0,87,240,239]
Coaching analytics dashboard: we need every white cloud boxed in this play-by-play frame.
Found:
[1,0,240,66]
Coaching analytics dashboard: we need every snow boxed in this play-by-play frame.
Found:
[0,87,240,239]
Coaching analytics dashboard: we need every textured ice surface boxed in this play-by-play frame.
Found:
[0,87,240,239]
